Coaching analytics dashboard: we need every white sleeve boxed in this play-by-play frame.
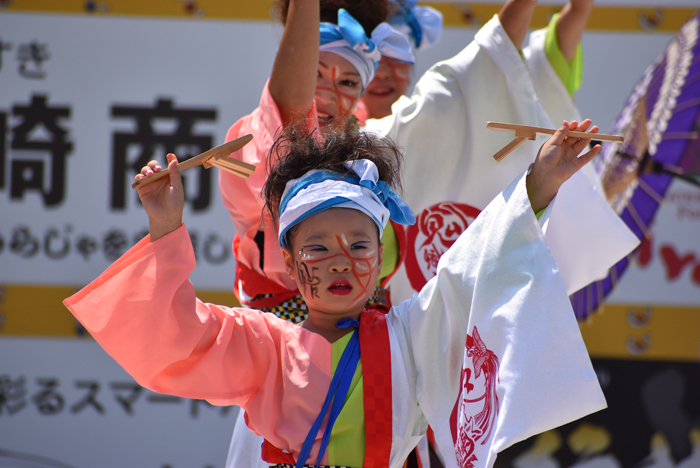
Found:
[367,15,638,298]
[225,410,267,468]
[365,15,555,211]
[388,172,607,467]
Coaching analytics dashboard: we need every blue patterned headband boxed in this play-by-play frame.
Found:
[278,159,416,247]
[390,0,443,50]
[320,9,415,90]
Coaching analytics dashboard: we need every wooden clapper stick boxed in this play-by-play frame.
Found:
[131,134,255,189]
[487,122,624,162]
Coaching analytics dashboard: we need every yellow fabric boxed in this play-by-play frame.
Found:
[328,332,365,466]
[378,222,399,283]
[543,12,583,96]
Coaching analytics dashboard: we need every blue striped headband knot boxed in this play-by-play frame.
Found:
[389,0,443,50]
[278,159,416,248]
[320,9,415,90]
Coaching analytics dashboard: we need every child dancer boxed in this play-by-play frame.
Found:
[65,120,606,467]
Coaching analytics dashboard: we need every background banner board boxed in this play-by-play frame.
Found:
[1,3,698,468]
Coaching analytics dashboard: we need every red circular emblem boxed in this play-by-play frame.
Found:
[405,202,481,291]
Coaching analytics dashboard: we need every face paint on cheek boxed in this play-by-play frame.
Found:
[299,236,378,307]
[296,260,321,299]
[340,94,357,116]
[333,235,375,305]
[388,61,410,84]
[392,67,410,83]
[316,69,360,121]
[330,68,359,118]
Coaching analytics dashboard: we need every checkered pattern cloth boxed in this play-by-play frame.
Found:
[255,287,389,324]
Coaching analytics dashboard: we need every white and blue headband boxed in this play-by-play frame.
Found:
[390,0,443,50]
[320,9,415,90]
[278,159,416,248]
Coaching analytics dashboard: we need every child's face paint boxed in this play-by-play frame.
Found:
[288,208,383,315]
[361,56,412,120]
[315,52,363,129]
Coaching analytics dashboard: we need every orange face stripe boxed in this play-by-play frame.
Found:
[316,67,360,120]
[301,235,375,303]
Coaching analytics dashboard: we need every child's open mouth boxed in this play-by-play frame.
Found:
[328,280,352,295]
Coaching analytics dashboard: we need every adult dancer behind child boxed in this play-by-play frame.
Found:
[359,0,592,122]
[221,0,413,320]
[360,0,640,301]
[65,119,606,468]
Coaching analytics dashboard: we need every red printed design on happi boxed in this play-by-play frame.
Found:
[360,308,393,468]
[452,327,500,468]
[405,202,481,291]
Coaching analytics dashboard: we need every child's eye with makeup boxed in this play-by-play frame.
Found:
[305,245,327,252]
[351,242,370,250]
[339,79,360,88]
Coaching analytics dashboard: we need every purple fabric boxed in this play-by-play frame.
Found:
[571,10,700,320]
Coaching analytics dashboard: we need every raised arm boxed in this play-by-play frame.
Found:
[556,0,594,62]
[269,0,320,125]
[498,0,538,50]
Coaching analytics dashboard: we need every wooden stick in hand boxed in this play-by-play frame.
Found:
[132,134,255,189]
[487,121,623,143]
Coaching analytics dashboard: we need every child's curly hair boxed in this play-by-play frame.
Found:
[273,0,397,33]
[263,119,404,229]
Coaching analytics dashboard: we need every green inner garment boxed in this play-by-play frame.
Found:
[544,12,583,97]
[328,332,365,466]
[378,222,399,284]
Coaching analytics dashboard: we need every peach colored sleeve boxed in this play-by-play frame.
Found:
[219,80,293,293]
[63,225,292,407]
[219,80,319,294]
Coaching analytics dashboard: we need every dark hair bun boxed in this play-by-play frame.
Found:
[273,0,396,33]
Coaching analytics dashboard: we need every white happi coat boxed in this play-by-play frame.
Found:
[227,171,607,468]
[364,16,638,304]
